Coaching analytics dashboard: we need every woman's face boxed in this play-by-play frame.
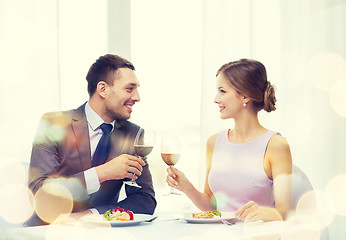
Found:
[214,73,244,119]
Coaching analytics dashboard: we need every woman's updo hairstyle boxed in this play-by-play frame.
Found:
[216,59,276,112]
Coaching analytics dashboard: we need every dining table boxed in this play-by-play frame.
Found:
[2,211,319,240]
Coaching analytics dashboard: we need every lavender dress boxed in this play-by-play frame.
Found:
[208,130,278,211]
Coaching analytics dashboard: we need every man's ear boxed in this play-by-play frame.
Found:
[96,81,107,98]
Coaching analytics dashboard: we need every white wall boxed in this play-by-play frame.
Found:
[130,0,203,212]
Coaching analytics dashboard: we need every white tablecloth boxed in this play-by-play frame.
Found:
[2,213,318,240]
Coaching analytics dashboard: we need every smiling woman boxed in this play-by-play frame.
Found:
[166,59,292,222]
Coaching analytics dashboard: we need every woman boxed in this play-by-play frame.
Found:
[166,59,292,222]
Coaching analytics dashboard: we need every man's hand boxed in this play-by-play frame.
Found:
[96,154,146,183]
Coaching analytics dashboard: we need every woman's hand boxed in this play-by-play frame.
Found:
[235,201,283,222]
[235,201,261,222]
[166,166,192,193]
[166,166,215,211]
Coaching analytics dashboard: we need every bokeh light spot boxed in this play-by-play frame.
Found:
[308,52,346,92]
[45,177,88,202]
[274,173,292,207]
[33,120,66,145]
[52,112,70,128]
[202,226,235,239]
[243,221,283,240]
[0,159,26,188]
[211,192,229,209]
[49,124,66,142]
[34,182,73,224]
[329,79,346,118]
[0,184,35,224]
[72,214,112,228]
[46,224,85,240]
[281,216,320,240]
[46,220,125,240]
[296,190,335,230]
[326,174,346,216]
[32,119,51,145]
[88,228,135,240]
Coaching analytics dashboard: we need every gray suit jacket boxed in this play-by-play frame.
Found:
[27,103,156,225]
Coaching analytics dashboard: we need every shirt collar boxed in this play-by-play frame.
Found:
[85,102,116,131]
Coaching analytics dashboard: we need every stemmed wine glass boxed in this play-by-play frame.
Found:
[161,135,181,195]
[124,128,156,188]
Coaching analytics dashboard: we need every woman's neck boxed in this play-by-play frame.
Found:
[230,112,267,144]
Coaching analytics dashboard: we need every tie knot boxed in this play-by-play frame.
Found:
[100,123,113,134]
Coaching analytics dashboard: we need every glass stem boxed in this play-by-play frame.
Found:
[170,187,175,194]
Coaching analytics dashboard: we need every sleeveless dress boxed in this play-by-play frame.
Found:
[208,130,277,211]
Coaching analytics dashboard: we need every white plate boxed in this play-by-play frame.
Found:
[181,212,238,223]
[81,214,156,227]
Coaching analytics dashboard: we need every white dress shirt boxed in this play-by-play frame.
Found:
[84,102,115,213]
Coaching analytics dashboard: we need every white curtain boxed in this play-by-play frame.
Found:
[278,2,346,238]
[199,1,346,239]
[0,0,107,226]
[200,0,346,192]
[0,0,107,165]
[0,0,59,165]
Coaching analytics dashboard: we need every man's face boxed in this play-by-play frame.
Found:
[103,68,140,121]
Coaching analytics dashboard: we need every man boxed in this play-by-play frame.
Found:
[27,54,156,226]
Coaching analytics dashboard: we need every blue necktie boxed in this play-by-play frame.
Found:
[92,123,113,167]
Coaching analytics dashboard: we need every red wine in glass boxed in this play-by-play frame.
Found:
[124,128,155,188]
[135,145,154,158]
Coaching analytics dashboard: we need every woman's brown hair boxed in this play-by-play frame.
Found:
[216,59,276,112]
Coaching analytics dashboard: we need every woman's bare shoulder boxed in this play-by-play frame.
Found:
[206,134,218,148]
[268,134,290,151]
[267,134,292,168]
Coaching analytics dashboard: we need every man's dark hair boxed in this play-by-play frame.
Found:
[86,54,135,96]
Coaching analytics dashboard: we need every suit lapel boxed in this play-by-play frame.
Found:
[71,103,92,170]
[69,105,136,167]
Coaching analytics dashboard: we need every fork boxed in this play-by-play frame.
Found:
[145,216,158,222]
[221,218,242,226]
[221,220,236,226]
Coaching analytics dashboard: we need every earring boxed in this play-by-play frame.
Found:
[243,102,247,107]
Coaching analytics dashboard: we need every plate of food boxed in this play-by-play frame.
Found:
[82,207,157,227]
[181,210,239,223]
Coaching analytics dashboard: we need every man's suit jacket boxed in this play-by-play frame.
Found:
[27,103,156,225]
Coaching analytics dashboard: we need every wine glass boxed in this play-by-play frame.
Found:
[161,135,181,195]
[124,128,156,188]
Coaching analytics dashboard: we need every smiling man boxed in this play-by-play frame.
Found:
[26,54,156,226]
